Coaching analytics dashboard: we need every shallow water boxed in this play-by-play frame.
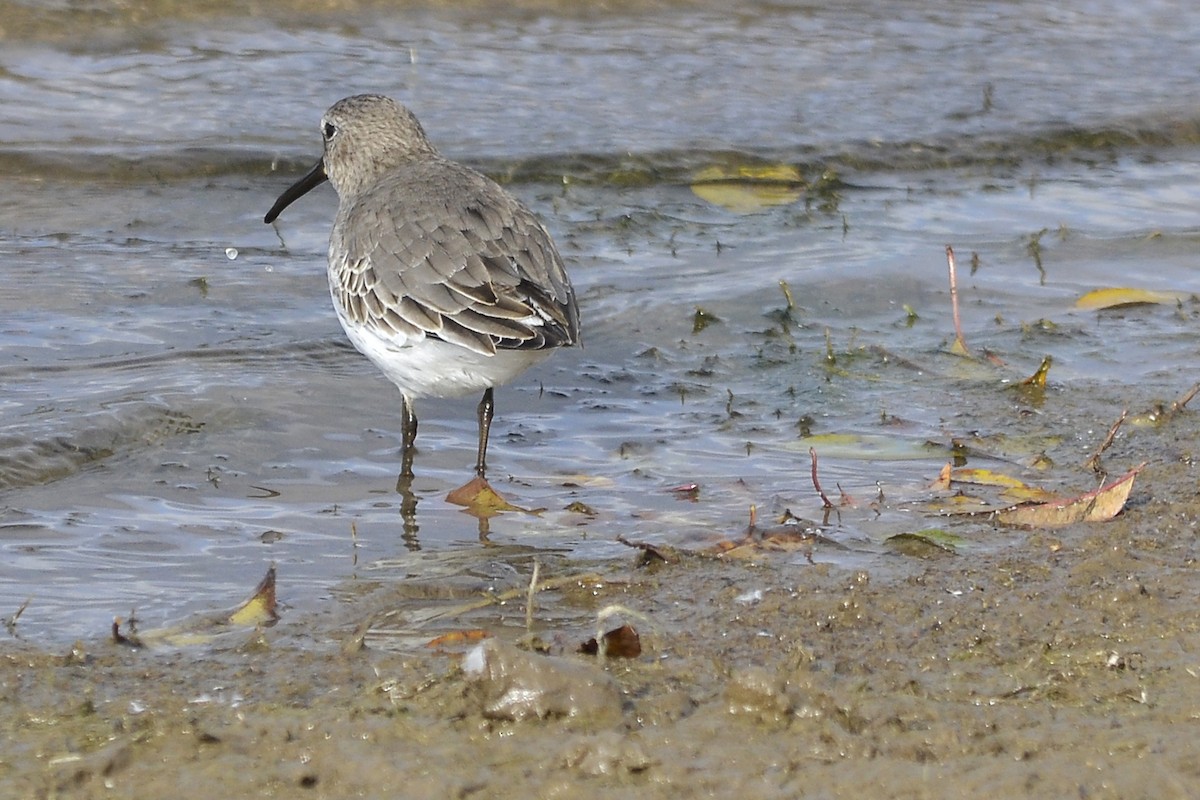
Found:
[1,0,1199,640]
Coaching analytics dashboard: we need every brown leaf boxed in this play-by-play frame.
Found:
[579,624,642,658]
[666,483,700,500]
[446,475,523,517]
[758,526,819,552]
[112,617,143,648]
[616,534,682,565]
[996,463,1145,529]
[930,462,952,490]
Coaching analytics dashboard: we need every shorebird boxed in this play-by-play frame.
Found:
[265,94,579,487]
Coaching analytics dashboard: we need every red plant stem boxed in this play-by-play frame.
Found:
[809,447,834,509]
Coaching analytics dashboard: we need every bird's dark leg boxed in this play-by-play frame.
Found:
[474,387,494,477]
[400,397,418,480]
[394,398,421,547]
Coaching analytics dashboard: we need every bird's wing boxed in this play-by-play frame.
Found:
[331,161,578,357]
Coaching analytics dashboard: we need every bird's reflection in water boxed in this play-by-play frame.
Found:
[395,469,493,550]
[395,470,420,550]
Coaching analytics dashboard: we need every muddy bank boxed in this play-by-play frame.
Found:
[3,455,1199,799]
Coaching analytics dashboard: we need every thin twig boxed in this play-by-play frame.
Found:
[1084,409,1127,473]
[779,279,796,310]
[809,447,834,509]
[1170,382,1200,415]
[525,558,540,637]
[946,245,970,354]
[5,597,30,636]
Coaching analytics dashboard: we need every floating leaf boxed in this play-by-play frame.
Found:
[1075,287,1190,311]
[559,474,616,488]
[692,307,721,333]
[690,163,804,212]
[1020,355,1052,389]
[666,483,700,500]
[951,467,1027,488]
[948,468,1058,503]
[791,433,947,461]
[886,529,964,556]
[446,476,524,517]
[930,462,952,490]
[996,463,1145,528]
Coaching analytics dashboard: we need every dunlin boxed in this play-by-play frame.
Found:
[265,94,579,484]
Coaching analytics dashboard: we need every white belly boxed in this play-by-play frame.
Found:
[336,310,553,401]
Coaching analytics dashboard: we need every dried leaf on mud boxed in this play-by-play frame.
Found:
[112,565,279,648]
[713,527,819,560]
[708,506,824,560]
[995,463,1146,529]
[616,534,683,565]
[227,564,279,627]
[885,528,964,556]
[579,624,642,658]
[946,467,1059,503]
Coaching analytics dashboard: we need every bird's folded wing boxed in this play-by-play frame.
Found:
[333,171,579,357]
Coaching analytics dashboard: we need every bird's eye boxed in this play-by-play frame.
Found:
[322,121,338,140]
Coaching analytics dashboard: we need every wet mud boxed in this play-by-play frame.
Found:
[5,446,1199,798]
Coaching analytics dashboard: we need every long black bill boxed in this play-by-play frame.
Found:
[263,158,329,224]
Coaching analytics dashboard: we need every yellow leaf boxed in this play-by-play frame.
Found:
[1021,355,1052,388]
[998,485,1061,504]
[691,163,803,212]
[113,565,280,648]
[922,494,995,515]
[950,468,1028,489]
[228,565,279,627]
[1075,287,1189,311]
